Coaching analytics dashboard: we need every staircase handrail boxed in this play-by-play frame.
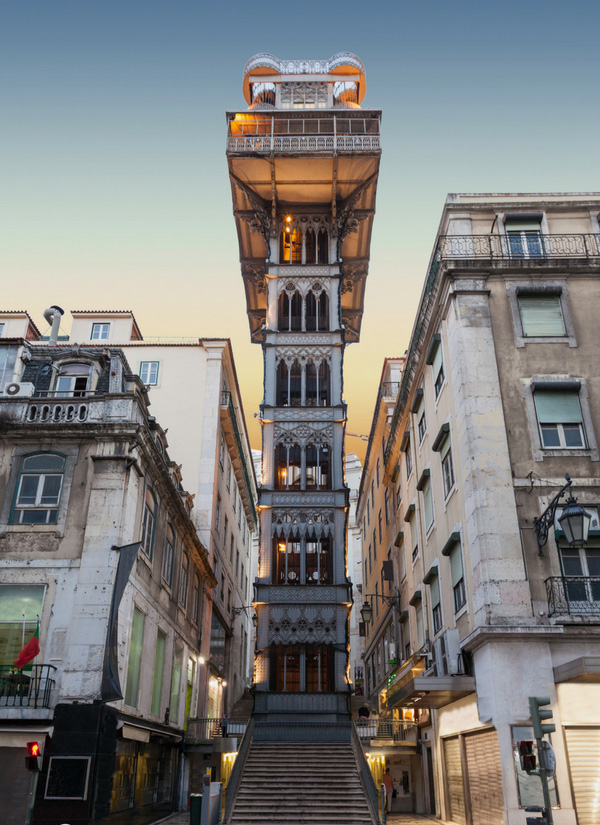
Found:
[350,716,383,825]
[223,717,254,824]
[379,783,387,825]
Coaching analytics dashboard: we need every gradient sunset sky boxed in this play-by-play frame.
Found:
[1,1,599,460]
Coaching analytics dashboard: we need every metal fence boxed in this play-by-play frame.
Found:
[186,717,249,740]
[546,576,600,616]
[354,719,418,742]
[437,233,600,260]
[0,664,56,708]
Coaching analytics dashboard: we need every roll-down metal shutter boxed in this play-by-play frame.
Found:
[564,727,600,825]
[464,729,505,825]
[444,736,466,824]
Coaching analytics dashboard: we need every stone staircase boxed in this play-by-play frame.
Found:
[228,741,375,825]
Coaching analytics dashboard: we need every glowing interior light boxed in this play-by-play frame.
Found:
[278,543,286,553]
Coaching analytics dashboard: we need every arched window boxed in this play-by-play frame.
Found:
[290,360,301,407]
[306,288,329,332]
[11,452,66,524]
[272,535,301,585]
[192,574,201,624]
[162,523,175,586]
[306,361,330,407]
[276,361,289,406]
[54,363,91,398]
[280,227,302,263]
[319,361,330,406]
[305,228,317,263]
[318,229,329,264]
[305,444,330,490]
[306,534,332,584]
[275,443,301,490]
[278,290,302,331]
[141,489,157,559]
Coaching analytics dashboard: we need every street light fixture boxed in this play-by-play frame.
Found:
[360,592,402,625]
[533,474,591,556]
[232,605,259,627]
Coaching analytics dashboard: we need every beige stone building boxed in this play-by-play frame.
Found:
[359,194,600,824]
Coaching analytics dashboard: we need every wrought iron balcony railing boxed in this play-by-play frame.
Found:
[380,382,400,399]
[437,233,600,261]
[546,576,600,617]
[0,664,56,708]
[228,133,381,154]
[227,115,381,154]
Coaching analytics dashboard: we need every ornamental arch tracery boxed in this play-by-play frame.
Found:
[277,280,330,332]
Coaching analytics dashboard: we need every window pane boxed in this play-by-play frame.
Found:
[430,576,440,607]
[423,481,434,529]
[17,475,40,505]
[563,424,584,448]
[20,509,50,524]
[170,651,182,718]
[40,475,62,505]
[449,545,463,587]
[540,425,561,448]
[519,295,565,337]
[151,630,166,716]
[22,454,65,472]
[124,607,145,707]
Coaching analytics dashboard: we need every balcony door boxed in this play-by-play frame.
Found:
[560,546,600,612]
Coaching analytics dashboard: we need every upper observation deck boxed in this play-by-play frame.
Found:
[226,54,382,342]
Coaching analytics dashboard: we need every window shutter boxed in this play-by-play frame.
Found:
[534,391,582,424]
[519,295,565,337]
[423,481,434,529]
[430,576,440,608]
[449,545,463,587]
[506,220,541,232]
[432,340,443,378]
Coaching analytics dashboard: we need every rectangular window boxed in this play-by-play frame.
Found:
[375,582,379,616]
[378,511,383,544]
[371,480,375,508]
[441,443,455,498]
[0,323,4,337]
[450,545,466,612]
[418,410,427,443]
[534,389,586,449]
[505,218,543,259]
[192,575,200,624]
[124,606,145,707]
[179,553,189,607]
[12,453,66,525]
[415,603,424,648]
[373,530,377,557]
[376,460,380,488]
[223,515,228,543]
[405,441,413,479]
[151,629,166,716]
[170,649,182,721]
[91,322,110,340]
[0,585,45,666]
[226,457,231,491]
[236,549,240,579]
[518,294,566,337]
[0,345,18,390]
[215,494,221,531]
[219,435,225,468]
[384,490,390,524]
[431,340,445,399]
[363,517,366,541]
[162,525,175,586]
[423,479,434,531]
[366,499,370,524]
[139,361,159,385]
[230,535,234,563]
[430,577,442,634]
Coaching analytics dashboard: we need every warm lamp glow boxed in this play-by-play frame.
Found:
[286,215,292,222]
[222,680,228,687]
[198,656,206,665]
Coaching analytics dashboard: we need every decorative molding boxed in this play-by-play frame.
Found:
[275,345,332,366]
[271,408,338,422]
[242,262,267,294]
[244,52,366,79]
[277,278,331,297]
[270,492,337,506]
[272,508,334,538]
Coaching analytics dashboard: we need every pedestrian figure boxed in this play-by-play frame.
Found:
[221,713,229,737]
[357,704,370,719]
[383,767,394,812]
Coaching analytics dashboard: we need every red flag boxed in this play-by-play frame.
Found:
[14,622,40,669]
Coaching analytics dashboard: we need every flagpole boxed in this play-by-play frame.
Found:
[22,613,25,647]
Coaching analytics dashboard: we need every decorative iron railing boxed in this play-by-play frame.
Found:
[186,717,249,740]
[437,233,600,260]
[350,720,384,825]
[227,134,381,154]
[224,718,254,824]
[546,576,600,616]
[354,719,418,742]
[221,391,257,525]
[380,382,400,399]
[0,664,56,708]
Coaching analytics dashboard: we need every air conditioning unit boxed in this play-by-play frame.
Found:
[442,628,462,675]
[3,382,35,398]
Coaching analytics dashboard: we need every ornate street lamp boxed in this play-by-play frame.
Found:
[534,474,591,555]
[360,592,402,625]
[232,605,258,627]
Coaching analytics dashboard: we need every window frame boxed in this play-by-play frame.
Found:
[90,322,110,341]
[141,488,157,561]
[506,281,576,348]
[524,378,598,462]
[139,361,160,386]
[161,523,175,587]
[10,452,66,525]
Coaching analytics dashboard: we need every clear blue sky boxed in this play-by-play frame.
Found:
[1,0,598,455]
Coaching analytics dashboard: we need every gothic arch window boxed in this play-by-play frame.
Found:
[272,535,301,585]
[305,228,317,263]
[278,289,302,331]
[275,442,301,490]
[306,645,334,692]
[306,533,332,584]
[318,228,329,264]
[319,361,330,406]
[276,360,288,406]
[280,227,302,263]
[269,644,301,692]
[305,286,329,332]
[305,443,330,490]
[305,360,330,407]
